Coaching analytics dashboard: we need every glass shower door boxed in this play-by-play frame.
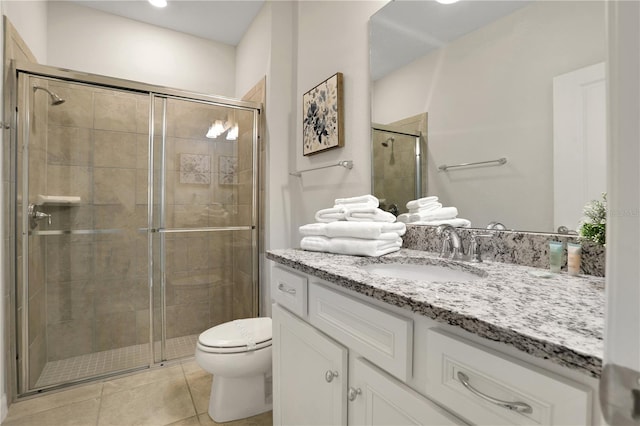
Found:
[17,73,152,393]
[150,95,258,363]
[14,64,261,396]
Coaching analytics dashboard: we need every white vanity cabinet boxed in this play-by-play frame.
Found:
[270,263,598,426]
[272,304,348,425]
[350,357,463,425]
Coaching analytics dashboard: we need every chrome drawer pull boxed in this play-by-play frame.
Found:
[457,372,533,414]
[277,283,296,295]
[325,370,339,383]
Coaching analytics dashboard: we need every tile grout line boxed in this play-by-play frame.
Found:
[180,361,202,423]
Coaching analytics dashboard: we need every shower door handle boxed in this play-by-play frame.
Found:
[28,204,51,230]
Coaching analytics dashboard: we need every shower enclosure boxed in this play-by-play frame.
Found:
[12,63,261,396]
[371,124,422,215]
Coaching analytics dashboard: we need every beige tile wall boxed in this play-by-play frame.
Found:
[43,84,150,363]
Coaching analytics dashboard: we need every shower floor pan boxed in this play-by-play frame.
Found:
[34,334,198,388]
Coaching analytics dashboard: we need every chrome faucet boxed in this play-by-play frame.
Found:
[437,225,493,262]
[436,225,464,260]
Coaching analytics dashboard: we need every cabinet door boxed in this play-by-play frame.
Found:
[350,357,466,426]
[273,304,348,426]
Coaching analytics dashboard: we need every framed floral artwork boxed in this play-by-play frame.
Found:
[302,72,344,156]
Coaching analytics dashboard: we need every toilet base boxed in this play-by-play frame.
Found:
[208,373,272,423]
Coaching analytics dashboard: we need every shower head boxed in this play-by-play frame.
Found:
[381,137,394,147]
[33,85,65,105]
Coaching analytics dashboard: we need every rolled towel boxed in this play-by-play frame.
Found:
[408,202,442,214]
[299,221,406,239]
[406,196,438,211]
[315,206,346,223]
[413,218,472,228]
[344,207,396,223]
[335,194,379,208]
[300,236,402,257]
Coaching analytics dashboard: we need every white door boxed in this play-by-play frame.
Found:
[272,304,348,426]
[553,62,606,232]
[349,357,465,426]
[599,2,640,425]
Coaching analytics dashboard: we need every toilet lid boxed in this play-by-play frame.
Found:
[198,317,272,351]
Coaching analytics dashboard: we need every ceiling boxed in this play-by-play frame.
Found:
[70,0,265,46]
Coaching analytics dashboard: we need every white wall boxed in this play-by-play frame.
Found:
[293,0,387,236]
[47,2,236,96]
[373,1,605,231]
[236,1,296,316]
[604,0,640,375]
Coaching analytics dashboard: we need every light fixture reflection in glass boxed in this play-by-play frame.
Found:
[148,0,167,7]
[206,120,225,139]
[226,124,239,141]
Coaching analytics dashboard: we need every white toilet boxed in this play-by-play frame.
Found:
[195,317,273,423]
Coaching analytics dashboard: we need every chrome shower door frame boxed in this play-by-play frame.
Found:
[12,61,261,397]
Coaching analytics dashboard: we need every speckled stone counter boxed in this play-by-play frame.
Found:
[266,248,604,378]
[403,225,606,277]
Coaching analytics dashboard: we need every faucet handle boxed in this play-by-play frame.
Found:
[468,233,493,263]
[440,235,452,258]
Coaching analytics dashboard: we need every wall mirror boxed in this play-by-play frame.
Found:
[370,0,607,233]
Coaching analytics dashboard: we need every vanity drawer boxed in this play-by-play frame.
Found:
[425,329,591,425]
[271,265,308,318]
[308,281,413,382]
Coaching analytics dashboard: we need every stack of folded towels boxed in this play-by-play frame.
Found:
[397,196,471,228]
[300,195,405,257]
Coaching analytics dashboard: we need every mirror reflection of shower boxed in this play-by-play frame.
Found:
[381,136,395,164]
[33,85,65,105]
[372,121,424,215]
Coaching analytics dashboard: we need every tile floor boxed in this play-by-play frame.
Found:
[4,358,273,426]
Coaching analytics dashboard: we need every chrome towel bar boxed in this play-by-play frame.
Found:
[290,160,354,177]
[438,157,507,172]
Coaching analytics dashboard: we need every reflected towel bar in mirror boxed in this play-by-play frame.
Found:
[438,157,507,172]
[290,160,354,177]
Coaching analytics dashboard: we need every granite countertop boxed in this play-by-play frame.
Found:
[266,248,605,378]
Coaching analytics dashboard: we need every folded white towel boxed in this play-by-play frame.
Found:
[408,203,442,214]
[299,221,406,239]
[300,236,402,257]
[406,196,439,211]
[412,207,458,222]
[314,207,346,223]
[335,194,379,208]
[397,213,413,223]
[398,207,458,223]
[344,207,397,223]
[412,218,472,228]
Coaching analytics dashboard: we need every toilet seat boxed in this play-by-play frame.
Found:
[198,317,272,354]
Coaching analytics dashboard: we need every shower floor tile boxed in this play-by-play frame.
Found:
[35,334,198,388]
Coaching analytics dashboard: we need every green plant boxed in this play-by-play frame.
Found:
[579,193,606,245]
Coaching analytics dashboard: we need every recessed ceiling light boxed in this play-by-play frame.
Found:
[148,0,167,8]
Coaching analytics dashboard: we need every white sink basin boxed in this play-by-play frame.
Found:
[361,263,483,283]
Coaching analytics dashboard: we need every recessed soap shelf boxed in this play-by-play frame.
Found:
[36,195,82,206]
